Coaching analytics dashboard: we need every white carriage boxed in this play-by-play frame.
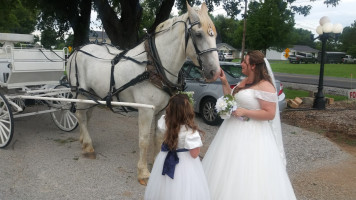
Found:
[0,33,156,148]
[0,33,79,148]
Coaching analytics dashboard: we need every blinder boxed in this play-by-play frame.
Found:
[185,18,218,70]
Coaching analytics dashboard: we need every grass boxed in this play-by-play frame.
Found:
[231,59,356,79]
[284,87,348,101]
[270,61,356,79]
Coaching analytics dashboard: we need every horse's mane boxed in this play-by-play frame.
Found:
[155,6,216,36]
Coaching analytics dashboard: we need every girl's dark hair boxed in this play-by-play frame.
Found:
[163,94,204,150]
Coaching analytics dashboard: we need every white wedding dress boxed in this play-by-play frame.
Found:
[202,89,296,200]
[144,116,210,200]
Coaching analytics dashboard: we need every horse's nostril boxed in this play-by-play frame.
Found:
[210,70,216,77]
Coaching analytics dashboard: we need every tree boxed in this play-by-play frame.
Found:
[0,0,37,34]
[339,21,356,57]
[33,0,92,48]
[212,15,242,48]
[6,0,342,49]
[246,0,294,53]
[288,28,315,47]
[40,27,58,49]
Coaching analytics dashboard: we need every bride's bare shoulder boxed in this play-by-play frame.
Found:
[256,80,275,93]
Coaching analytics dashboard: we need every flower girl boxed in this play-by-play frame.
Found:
[144,94,210,200]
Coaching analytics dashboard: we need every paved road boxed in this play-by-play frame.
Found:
[274,72,356,89]
[0,106,352,200]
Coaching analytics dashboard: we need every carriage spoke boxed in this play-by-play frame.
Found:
[0,122,10,133]
[0,129,6,143]
[0,124,9,141]
[0,119,10,124]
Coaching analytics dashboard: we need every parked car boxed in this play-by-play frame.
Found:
[342,55,356,64]
[182,60,287,125]
[288,53,317,64]
[218,52,225,61]
[223,52,234,61]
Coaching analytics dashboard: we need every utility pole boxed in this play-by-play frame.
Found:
[240,0,247,61]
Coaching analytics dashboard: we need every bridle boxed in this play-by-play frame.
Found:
[184,17,218,70]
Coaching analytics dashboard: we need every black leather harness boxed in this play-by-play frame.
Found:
[69,17,217,112]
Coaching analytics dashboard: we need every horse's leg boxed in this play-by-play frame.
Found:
[137,108,154,185]
[76,103,96,159]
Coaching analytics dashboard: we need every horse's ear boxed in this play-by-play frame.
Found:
[186,1,200,23]
[201,2,208,13]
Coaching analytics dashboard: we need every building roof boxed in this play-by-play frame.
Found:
[217,43,237,51]
[291,45,319,53]
[89,31,109,40]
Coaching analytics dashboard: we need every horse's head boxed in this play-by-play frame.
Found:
[186,2,220,82]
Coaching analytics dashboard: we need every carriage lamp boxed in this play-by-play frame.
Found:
[312,16,343,110]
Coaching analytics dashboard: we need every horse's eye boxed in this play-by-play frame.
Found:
[195,32,202,38]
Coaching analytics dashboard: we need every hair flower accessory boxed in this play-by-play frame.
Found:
[177,91,195,106]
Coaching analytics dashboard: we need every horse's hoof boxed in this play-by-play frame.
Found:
[82,152,96,159]
[138,178,148,186]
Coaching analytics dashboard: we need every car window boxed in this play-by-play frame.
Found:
[221,64,243,78]
[188,66,203,79]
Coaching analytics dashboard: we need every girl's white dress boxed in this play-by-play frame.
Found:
[144,116,210,200]
[202,89,296,200]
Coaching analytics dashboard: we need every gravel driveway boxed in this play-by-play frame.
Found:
[0,106,353,200]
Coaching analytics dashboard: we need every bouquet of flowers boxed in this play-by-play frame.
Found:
[215,94,237,119]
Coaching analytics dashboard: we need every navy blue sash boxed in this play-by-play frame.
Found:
[161,143,189,179]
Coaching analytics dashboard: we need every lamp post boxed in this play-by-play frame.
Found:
[313,16,343,110]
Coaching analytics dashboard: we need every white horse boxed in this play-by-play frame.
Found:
[66,2,220,185]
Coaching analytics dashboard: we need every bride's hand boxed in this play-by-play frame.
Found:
[232,108,247,117]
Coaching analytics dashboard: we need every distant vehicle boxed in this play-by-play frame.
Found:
[218,52,225,61]
[288,53,317,64]
[223,52,234,61]
[318,51,346,64]
[342,55,356,64]
[182,60,287,125]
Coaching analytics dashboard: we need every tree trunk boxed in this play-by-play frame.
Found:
[72,0,92,47]
[94,0,142,49]
[240,0,247,60]
[147,0,175,34]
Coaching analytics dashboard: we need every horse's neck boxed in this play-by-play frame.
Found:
[154,14,188,81]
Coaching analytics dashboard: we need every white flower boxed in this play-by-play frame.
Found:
[215,94,236,117]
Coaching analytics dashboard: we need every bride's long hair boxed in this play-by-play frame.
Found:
[163,94,204,150]
[233,50,274,94]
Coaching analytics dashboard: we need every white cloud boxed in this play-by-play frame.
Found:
[294,0,356,34]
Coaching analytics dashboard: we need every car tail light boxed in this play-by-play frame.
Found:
[278,83,283,96]
[230,84,236,89]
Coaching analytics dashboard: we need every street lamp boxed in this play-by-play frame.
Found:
[313,16,343,110]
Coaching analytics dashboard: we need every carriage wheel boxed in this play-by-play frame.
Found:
[0,92,14,148]
[50,85,78,132]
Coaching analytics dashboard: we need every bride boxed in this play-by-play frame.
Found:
[202,50,296,199]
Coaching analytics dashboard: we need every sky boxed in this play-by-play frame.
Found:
[293,0,355,35]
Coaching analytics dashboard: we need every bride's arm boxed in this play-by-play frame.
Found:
[234,100,276,120]
[219,68,232,95]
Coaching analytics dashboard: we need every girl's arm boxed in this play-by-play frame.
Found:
[189,147,200,158]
